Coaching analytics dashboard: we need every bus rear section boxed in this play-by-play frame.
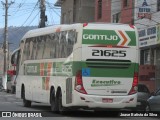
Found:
[73,23,139,110]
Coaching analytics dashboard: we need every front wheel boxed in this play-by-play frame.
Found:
[22,86,31,107]
[6,89,10,93]
[11,86,15,94]
[51,89,58,112]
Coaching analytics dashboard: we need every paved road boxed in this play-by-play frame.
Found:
[0,91,159,120]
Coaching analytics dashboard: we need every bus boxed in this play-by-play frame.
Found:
[15,23,139,113]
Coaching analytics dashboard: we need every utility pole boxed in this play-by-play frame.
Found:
[1,0,14,90]
[39,0,47,28]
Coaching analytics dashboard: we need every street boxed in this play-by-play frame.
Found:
[0,91,159,120]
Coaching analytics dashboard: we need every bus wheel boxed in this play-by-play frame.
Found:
[51,89,58,112]
[57,90,67,114]
[22,86,31,107]
[6,89,10,93]
[11,86,15,94]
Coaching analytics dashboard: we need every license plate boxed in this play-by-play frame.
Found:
[102,98,113,103]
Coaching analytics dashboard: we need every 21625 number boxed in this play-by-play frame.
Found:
[92,50,126,57]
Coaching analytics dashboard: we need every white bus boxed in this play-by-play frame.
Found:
[15,23,139,113]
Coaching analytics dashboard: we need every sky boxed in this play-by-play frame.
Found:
[0,0,61,28]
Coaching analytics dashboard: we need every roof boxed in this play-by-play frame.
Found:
[21,23,136,41]
[21,23,82,40]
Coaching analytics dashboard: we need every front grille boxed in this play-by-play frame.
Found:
[86,59,131,69]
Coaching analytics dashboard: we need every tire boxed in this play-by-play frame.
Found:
[141,102,148,111]
[11,86,15,94]
[51,89,58,112]
[6,89,10,93]
[145,103,151,112]
[22,86,31,107]
[57,90,68,114]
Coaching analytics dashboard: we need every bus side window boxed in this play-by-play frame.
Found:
[59,31,67,58]
[29,39,34,60]
[55,32,60,58]
[32,37,38,60]
[43,35,51,59]
[50,33,56,58]
[20,41,24,64]
[16,49,20,75]
[66,30,77,56]
[23,40,30,62]
[36,36,45,59]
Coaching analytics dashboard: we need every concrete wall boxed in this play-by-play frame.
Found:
[61,0,74,24]
[77,0,95,23]
[61,0,95,24]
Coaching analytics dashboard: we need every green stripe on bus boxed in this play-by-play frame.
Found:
[73,61,138,78]
[25,61,138,78]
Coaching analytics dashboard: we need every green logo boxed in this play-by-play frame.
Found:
[91,79,121,87]
[83,34,118,41]
[27,66,38,73]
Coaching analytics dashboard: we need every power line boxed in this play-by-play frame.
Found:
[46,0,55,26]
[19,1,39,27]
[0,7,39,42]
[46,1,61,17]
[11,0,32,16]
[28,11,40,26]
[7,1,39,33]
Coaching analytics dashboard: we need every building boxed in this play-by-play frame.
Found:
[95,0,134,24]
[54,0,95,24]
[95,0,160,92]
[134,0,160,91]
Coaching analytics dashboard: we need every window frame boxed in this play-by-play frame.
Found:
[157,0,160,11]
[123,0,129,8]
[97,0,102,19]
[112,12,121,23]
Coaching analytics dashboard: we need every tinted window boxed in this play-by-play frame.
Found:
[22,30,77,61]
